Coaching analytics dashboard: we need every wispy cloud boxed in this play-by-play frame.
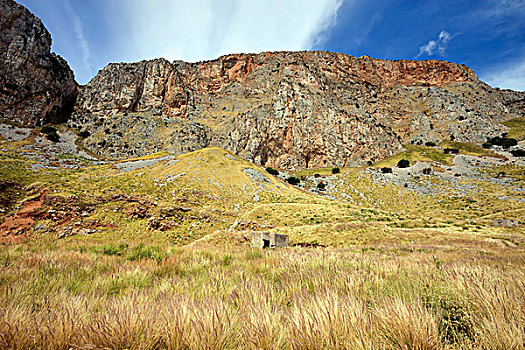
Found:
[417,30,452,58]
[487,0,525,17]
[64,0,91,71]
[482,56,525,91]
[117,0,344,62]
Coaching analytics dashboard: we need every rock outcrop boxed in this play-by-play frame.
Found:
[70,52,523,169]
[0,0,77,126]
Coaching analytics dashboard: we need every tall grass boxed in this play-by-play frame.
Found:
[0,245,523,349]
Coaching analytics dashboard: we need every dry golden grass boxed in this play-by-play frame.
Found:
[0,243,523,349]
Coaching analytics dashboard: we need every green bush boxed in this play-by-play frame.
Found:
[501,138,518,149]
[425,141,436,147]
[487,136,518,149]
[444,148,459,154]
[40,125,56,134]
[45,131,60,142]
[317,182,326,190]
[397,159,410,168]
[286,177,300,185]
[510,149,525,157]
[265,167,279,176]
[331,167,340,174]
[79,131,90,138]
[381,167,392,174]
[482,142,492,149]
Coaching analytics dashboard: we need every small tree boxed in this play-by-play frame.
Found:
[331,167,340,174]
[425,141,436,147]
[381,167,392,174]
[317,182,326,191]
[266,167,279,176]
[397,159,410,168]
[286,177,300,185]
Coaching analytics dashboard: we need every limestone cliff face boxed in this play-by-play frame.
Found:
[3,0,524,169]
[71,51,523,168]
[0,0,77,126]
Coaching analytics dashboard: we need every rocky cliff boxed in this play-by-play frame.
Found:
[0,0,77,126]
[2,0,524,169]
[70,52,523,169]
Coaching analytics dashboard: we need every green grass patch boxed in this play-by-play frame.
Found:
[502,116,525,141]
[375,145,453,167]
[439,141,501,158]
[127,244,166,262]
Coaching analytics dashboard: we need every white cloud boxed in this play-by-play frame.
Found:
[114,0,344,62]
[64,0,91,71]
[417,30,451,58]
[488,0,525,17]
[482,57,525,91]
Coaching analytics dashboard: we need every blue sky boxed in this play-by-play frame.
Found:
[18,0,525,90]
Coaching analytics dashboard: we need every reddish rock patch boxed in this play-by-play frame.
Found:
[0,190,46,236]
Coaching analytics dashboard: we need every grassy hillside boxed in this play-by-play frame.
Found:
[0,126,524,349]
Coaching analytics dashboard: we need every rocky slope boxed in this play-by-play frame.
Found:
[70,52,523,169]
[0,0,77,126]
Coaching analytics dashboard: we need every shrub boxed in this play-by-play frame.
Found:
[381,167,392,174]
[482,142,492,149]
[425,141,436,147]
[79,131,90,138]
[45,131,60,142]
[397,159,410,168]
[510,149,525,157]
[444,148,459,154]
[286,177,300,185]
[40,125,56,134]
[317,182,326,190]
[501,138,518,149]
[331,167,340,174]
[265,167,279,176]
[487,136,518,149]
[422,167,432,175]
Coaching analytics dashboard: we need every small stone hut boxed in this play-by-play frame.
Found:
[252,232,289,248]
[492,219,519,228]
